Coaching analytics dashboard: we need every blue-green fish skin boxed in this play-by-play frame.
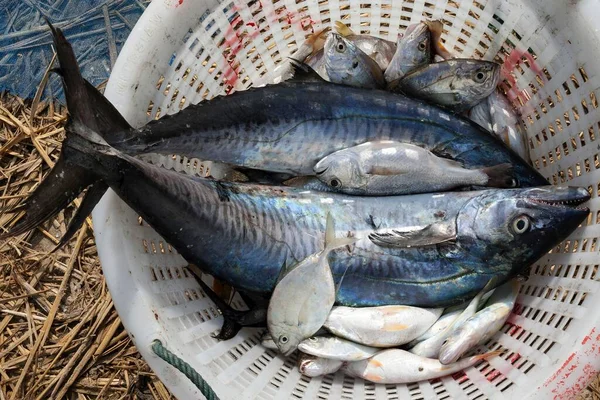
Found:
[80,142,588,307]
[117,79,545,188]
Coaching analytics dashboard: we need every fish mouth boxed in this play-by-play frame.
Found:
[314,165,329,175]
[526,186,590,213]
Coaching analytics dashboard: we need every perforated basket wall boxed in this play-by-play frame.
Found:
[92,0,600,399]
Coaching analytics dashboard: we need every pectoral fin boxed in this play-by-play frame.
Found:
[368,220,456,248]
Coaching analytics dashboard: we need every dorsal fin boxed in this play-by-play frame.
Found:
[288,58,327,83]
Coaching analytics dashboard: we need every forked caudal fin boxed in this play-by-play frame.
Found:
[0,20,133,245]
[481,163,515,188]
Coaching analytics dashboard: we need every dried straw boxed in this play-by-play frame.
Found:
[0,91,174,400]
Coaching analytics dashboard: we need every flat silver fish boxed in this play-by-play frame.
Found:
[385,22,432,83]
[408,279,495,358]
[334,21,397,70]
[298,335,379,361]
[267,215,357,355]
[439,279,520,364]
[298,353,344,377]
[324,305,443,347]
[390,59,501,112]
[324,33,386,89]
[343,348,501,384]
[314,141,515,195]
[470,90,531,163]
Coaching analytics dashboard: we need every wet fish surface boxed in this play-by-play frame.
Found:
[390,59,501,112]
[470,90,531,162]
[298,335,379,361]
[334,21,397,70]
[324,305,442,347]
[323,33,386,89]
[267,215,356,355]
[298,353,344,377]
[384,22,432,83]
[438,279,520,364]
[343,348,500,384]
[313,141,515,195]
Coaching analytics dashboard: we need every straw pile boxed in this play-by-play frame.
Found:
[0,89,598,399]
[0,91,174,399]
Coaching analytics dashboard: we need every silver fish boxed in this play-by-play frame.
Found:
[298,353,344,377]
[384,22,432,83]
[305,48,328,80]
[314,141,515,195]
[298,335,379,361]
[334,22,397,70]
[267,215,357,356]
[405,307,463,347]
[408,278,495,358]
[261,332,279,350]
[324,33,386,89]
[470,91,531,163]
[390,59,501,112]
[439,280,520,364]
[343,348,501,384]
[324,305,443,347]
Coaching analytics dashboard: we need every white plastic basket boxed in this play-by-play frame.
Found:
[92,0,600,398]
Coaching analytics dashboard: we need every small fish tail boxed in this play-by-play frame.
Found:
[0,21,132,245]
[472,349,503,362]
[324,213,360,251]
[334,21,355,37]
[481,163,515,188]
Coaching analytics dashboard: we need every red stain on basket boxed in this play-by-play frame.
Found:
[486,370,502,382]
[581,327,596,345]
[452,371,468,384]
[220,13,260,94]
[500,49,544,105]
[509,352,521,364]
[504,318,523,336]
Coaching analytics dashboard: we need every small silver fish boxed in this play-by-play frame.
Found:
[314,141,515,195]
[299,335,379,361]
[267,215,357,356]
[324,305,443,347]
[408,278,496,358]
[298,353,344,377]
[334,21,397,70]
[384,22,432,83]
[406,307,463,347]
[390,59,501,112]
[343,348,501,384]
[470,91,531,163]
[439,280,520,364]
[324,33,386,89]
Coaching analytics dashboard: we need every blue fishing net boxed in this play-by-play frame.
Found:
[0,0,150,100]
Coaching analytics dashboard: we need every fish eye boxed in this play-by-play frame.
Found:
[279,335,289,344]
[309,337,318,342]
[418,40,427,51]
[330,178,341,188]
[336,42,346,52]
[512,215,531,234]
[473,70,487,83]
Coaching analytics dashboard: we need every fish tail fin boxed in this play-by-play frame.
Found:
[334,21,355,37]
[481,163,515,188]
[472,349,503,362]
[324,213,360,252]
[0,20,130,244]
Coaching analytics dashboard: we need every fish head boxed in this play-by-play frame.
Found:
[457,186,590,267]
[324,33,382,87]
[314,149,365,191]
[269,323,304,356]
[438,326,474,364]
[400,22,432,67]
[451,60,501,108]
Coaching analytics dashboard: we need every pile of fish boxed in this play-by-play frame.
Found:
[1,19,590,385]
